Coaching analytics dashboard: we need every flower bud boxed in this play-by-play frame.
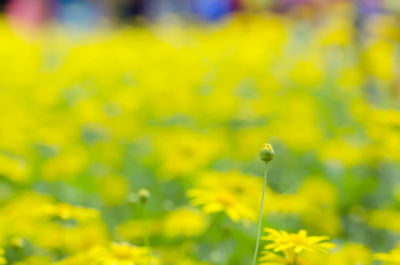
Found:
[259,143,274,163]
[138,189,150,204]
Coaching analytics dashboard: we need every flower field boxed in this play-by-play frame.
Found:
[0,5,400,265]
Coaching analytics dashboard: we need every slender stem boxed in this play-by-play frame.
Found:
[293,253,297,265]
[251,164,268,265]
[141,204,150,247]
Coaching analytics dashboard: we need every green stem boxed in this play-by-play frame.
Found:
[293,253,297,265]
[251,164,268,265]
[141,204,150,247]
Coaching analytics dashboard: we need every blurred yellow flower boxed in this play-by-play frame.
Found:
[163,208,208,238]
[368,209,400,232]
[54,242,160,265]
[187,171,261,223]
[297,178,341,236]
[14,256,51,265]
[98,175,129,206]
[303,243,372,265]
[318,138,366,166]
[42,146,89,181]
[42,203,100,223]
[153,130,225,179]
[159,243,211,265]
[375,246,400,265]
[0,248,6,265]
[363,40,396,81]
[117,219,162,242]
[0,154,29,183]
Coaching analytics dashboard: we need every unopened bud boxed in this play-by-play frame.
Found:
[259,143,274,163]
[138,189,150,204]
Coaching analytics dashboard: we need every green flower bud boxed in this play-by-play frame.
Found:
[138,189,150,204]
[259,143,274,163]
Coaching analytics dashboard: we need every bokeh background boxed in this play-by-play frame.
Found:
[0,0,400,264]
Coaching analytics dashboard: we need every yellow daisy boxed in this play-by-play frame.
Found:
[260,228,335,264]
[187,171,261,223]
[262,228,335,254]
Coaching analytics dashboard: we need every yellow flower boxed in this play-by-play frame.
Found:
[151,129,225,179]
[368,209,400,232]
[187,171,261,223]
[302,243,372,265]
[0,248,6,265]
[318,138,366,166]
[14,256,51,265]
[117,219,162,241]
[262,228,335,254]
[54,242,160,265]
[259,252,287,265]
[260,228,335,264]
[97,175,129,206]
[158,244,211,265]
[0,154,29,183]
[163,208,208,238]
[363,40,396,81]
[375,246,400,265]
[105,243,157,265]
[41,146,89,181]
[42,203,99,223]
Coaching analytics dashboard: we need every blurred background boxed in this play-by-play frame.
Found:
[0,0,399,26]
[0,1,400,265]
